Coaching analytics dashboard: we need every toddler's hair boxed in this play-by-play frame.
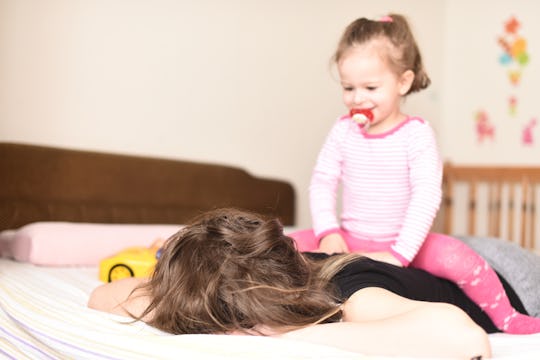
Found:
[333,14,430,94]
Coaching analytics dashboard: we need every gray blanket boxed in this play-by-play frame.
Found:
[457,235,540,317]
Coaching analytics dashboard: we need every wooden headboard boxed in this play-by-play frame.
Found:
[438,162,540,251]
[0,143,295,230]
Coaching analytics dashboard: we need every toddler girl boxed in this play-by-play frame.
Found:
[290,14,540,334]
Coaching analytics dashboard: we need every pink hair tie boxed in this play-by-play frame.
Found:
[378,15,393,22]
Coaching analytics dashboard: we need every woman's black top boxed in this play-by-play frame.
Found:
[305,253,526,333]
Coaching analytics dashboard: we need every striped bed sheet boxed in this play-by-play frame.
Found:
[1,259,540,360]
[0,259,362,359]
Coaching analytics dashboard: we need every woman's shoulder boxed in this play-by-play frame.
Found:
[332,256,447,300]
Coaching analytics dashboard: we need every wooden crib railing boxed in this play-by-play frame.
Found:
[441,163,540,251]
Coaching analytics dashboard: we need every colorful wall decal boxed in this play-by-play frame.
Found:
[496,16,536,148]
[497,16,529,86]
[508,96,517,116]
[475,110,495,143]
[522,118,537,146]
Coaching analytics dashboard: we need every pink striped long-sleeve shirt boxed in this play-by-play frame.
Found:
[309,115,442,265]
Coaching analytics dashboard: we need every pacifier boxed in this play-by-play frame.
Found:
[350,109,374,130]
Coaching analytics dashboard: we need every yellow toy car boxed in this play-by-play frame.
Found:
[99,245,161,282]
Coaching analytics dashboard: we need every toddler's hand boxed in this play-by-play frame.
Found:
[318,233,349,254]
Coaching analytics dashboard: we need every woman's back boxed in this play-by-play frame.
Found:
[307,252,526,333]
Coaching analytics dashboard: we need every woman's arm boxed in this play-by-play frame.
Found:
[88,277,150,319]
[280,287,491,359]
[89,280,491,358]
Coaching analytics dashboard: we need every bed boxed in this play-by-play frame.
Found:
[1,142,540,359]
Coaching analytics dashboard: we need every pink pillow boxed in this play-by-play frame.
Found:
[0,222,182,266]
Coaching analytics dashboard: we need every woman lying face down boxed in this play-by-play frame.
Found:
[88,208,491,359]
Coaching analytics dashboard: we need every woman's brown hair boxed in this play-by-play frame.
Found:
[333,13,430,94]
[135,208,354,335]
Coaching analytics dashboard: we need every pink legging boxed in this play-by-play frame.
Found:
[288,229,540,334]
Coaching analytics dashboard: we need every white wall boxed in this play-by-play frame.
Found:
[441,0,540,164]
[0,0,445,227]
